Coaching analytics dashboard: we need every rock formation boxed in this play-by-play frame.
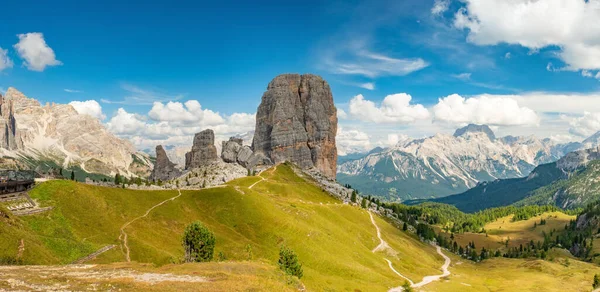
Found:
[185,129,220,169]
[0,93,21,150]
[221,137,263,168]
[252,74,337,178]
[151,145,181,181]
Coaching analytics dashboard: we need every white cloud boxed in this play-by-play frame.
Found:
[64,89,83,93]
[359,82,375,90]
[337,109,348,120]
[106,108,147,136]
[336,127,372,156]
[433,94,539,126]
[582,70,594,78]
[69,100,106,120]
[0,48,13,71]
[504,52,511,59]
[349,93,430,124]
[103,84,184,105]
[597,72,600,80]
[323,41,429,78]
[564,112,600,137]
[148,100,224,125]
[431,0,450,16]
[454,0,600,71]
[13,33,61,71]
[106,102,256,150]
[451,72,471,80]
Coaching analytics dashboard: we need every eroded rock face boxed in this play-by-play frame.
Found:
[0,93,21,150]
[151,145,181,181]
[252,74,337,178]
[185,129,219,169]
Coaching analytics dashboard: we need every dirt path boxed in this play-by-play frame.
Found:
[119,189,182,262]
[248,165,278,189]
[410,246,451,288]
[367,211,451,291]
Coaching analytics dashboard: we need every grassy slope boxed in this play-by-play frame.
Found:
[437,212,574,251]
[4,164,600,291]
[4,164,443,291]
[427,253,599,292]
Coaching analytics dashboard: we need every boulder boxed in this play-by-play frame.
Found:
[252,74,337,178]
[185,129,220,169]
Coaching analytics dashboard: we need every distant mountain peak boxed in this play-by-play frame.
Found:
[453,124,496,141]
[583,131,600,145]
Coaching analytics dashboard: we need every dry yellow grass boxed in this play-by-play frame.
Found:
[438,212,574,251]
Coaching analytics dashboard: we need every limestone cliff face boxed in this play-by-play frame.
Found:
[0,87,152,177]
[252,74,337,178]
[0,93,21,150]
[151,145,181,181]
[185,129,220,169]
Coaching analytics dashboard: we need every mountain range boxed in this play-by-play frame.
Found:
[337,124,600,201]
[0,87,153,177]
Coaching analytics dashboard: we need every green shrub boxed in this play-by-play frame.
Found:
[278,246,303,278]
[182,221,216,262]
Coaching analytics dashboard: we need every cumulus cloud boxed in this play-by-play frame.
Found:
[13,33,61,71]
[336,127,372,156]
[453,0,600,71]
[433,94,539,126]
[69,100,106,120]
[0,48,13,71]
[148,100,224,125]
[565,112,600,137]
[337,109,348,120]
[504,52,511,59]
[349,93,430,124]
[431,0,450,16]
[105,101,255,150]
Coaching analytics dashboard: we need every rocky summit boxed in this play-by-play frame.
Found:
[150,145,181,181]
[252,74,338,178]
[185,129,220,169]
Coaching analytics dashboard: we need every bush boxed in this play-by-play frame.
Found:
[182,221,216,262]
[278,246,303,278]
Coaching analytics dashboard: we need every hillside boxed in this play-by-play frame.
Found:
[2,164,600,290]
[1,164,444,291]
[418,147,600,213]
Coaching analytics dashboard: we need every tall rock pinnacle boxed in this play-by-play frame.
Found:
[185,129,220,169]
[252,74,337,178]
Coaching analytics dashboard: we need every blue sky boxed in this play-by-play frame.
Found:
[2,0,600,154]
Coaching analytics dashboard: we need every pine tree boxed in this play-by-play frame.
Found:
[402,281,413,292]
[278,246,303,278]
[70,171,75,181]
[182,221,216,263]
[361,198,367,209]
[403,222,408,231]
[114,173,121,185]
[351,191,357,204]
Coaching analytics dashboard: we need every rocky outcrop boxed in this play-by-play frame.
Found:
[0,93,21,150]
[221,137,267,169]
[185,129,220,169]
[151,145,181,181]
[252,74,337,178]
